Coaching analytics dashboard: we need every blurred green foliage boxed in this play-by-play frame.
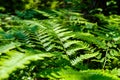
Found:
[1,0,120,80]
[0,0,119,16]
[0,0,64,13]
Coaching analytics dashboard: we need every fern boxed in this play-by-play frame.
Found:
[22,19,104,66]
[110,68,120,77]
[39,68,120,80]
[74,32,107,49]
[1,11,120,79]
[71,52,99,65]
[0,42,21,54]
[29,20,98,66]
[0,49,54,79]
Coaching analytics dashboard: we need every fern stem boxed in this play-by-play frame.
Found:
[103,48,109,69]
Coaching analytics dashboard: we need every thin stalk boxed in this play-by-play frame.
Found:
[103,48,109,69]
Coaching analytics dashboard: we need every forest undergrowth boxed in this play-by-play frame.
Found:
[0,9,120,80]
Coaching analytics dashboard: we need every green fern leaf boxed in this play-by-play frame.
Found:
[66,47,84,56]
[63,41,81,48]
[71,52,99,65]
[40,68,120,80]
[57,31,72,38]
[0,42,21,54]
[60,35,75,42]
[0,50,54,79]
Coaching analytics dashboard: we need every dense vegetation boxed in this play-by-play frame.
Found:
[0,0,120,80]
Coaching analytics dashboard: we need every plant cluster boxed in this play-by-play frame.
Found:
[0,9,120,80]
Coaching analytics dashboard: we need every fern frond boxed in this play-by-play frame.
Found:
[111,68,120,77]
[109,49,120,57]
[39,68,120,80]
[60,35,75,42]
[79,69,120,80]
[0,50,54,79]
[74,32,107,49]
[71,52,99,65]
[63,41,81,48]
[65,41,89,56]
[0,42,21,54]
[66,47,86,56]
[36,21,94,65]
